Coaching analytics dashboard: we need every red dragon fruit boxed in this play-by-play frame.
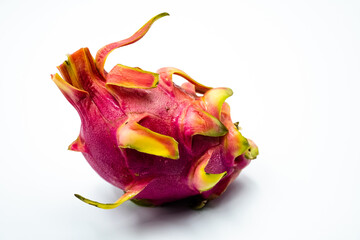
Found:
[52,12,258,209]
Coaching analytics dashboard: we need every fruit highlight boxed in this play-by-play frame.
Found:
[52,12,258,209]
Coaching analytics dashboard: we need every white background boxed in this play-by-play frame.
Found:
[1,0,359,239]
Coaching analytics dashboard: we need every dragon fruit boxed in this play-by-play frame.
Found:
[52,12,258,209]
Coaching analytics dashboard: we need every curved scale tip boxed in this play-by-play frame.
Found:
[184,107,228,140]
[202,88,233,120]
[74,180,151,209]
[223,128,249,161]
[155,12,170,19]
[157,67,212,94]
[68,136,86,152]
[117,118,179,159]
[51,73,89,104]
[74,193,135,209]
[95,12,169,78]
[106,64,159,89]
[190,149,227,193]
[244,139,259,160]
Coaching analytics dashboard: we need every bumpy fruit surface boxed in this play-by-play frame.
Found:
[52,13,258,209]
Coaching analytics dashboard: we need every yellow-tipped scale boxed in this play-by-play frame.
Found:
[244,139,259,160]
[106,64,159,89]
[185,107,228,138]
[68,135,86,152]
[191,149,227,193]
[74,192,136,209]
[51,73,89,103]
[74,181,150,209]
[157,67,212,94]
[95,12,169,78]
[117,119,179,159]
[202,88,233,119]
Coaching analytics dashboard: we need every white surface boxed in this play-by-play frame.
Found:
[1,0,359,239]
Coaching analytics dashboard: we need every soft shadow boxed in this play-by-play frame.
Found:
[108,175,256,232]
[206,178,249,209]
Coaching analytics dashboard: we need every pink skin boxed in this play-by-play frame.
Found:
[52,13,257,207]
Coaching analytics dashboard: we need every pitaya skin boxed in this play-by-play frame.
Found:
[52,12,258,209]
